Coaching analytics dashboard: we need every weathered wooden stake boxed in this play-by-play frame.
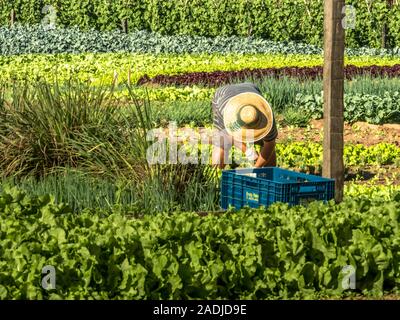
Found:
[323,0,345,202]
[122,19,128,33]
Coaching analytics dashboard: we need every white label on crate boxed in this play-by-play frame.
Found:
[240,173,257,178]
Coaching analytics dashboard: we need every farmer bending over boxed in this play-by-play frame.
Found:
[212,83,278,169]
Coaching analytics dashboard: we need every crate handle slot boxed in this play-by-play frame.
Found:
[299,185,320,193]
[244,181,258,188]
[279,174,308,183]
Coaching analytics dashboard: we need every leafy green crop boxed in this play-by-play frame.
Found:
[0,80,220,214]
[345,183,400,201]
[1,0,400,48]
[295,91,400,124]
[277,142,400,173]
[1,186,400,299]
[124,86,214,102]
[0,25,324,56]
[128,87,400,126]
[2,24,400,57]
[1,53,399,87]
[163,137,400,170]
[219,142,400,174]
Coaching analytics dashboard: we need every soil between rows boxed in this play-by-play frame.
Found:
[277,120,400,146]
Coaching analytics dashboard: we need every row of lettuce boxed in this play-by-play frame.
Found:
[1,53,400,86]
[2,25,400,57]
[0,185,399,299]
[161,141,400,170]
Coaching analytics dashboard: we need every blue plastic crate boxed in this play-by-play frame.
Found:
[221,167,335,210]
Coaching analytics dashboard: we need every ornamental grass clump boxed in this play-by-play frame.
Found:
[0,81,220,213]
[0,80,122,177]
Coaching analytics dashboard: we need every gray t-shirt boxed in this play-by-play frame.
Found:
[212,83,278,143]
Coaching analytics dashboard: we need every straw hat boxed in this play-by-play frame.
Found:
[223,92,274,143]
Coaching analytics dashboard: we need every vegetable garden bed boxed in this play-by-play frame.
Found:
[1,16,400,300]
[1,186,400,299]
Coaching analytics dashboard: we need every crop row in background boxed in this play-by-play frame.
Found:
[2,53,400,85]
[1,0,400,48]
[2,25,400,56]
[3,75,400,125]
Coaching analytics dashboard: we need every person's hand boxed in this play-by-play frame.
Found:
[254,140,277,167]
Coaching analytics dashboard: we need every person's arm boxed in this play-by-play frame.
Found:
[254,139,277,168]
[212,133,234,169]
[212,145,227,169]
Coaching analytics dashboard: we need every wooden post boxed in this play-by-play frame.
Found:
[323,0,345,202]
[122,19,128,33]
[10,9,16,26]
